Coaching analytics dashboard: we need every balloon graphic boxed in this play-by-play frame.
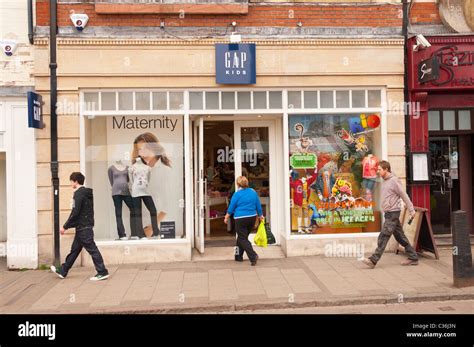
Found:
[367,114,380,129]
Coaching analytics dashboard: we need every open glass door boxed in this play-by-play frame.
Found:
[234,121,276,243]
[193,117,205,253]
[429,136,460,234]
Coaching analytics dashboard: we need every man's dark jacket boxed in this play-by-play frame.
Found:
[63,186,94,230]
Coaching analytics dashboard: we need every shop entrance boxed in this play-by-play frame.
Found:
[191,117,276,253]
[429,136,461,234]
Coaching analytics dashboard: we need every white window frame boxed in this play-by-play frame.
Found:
[80,88,387,243]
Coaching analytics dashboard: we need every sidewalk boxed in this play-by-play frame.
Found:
[1,248,473,314]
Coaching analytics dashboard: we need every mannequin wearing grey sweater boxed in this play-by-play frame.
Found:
[129,157,160,238]
[108,163,135,239]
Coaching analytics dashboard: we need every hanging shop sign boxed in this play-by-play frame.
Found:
[418,56,440,84]
[27,91,43,129]
[410,38,474,90]
[215,43,256,84]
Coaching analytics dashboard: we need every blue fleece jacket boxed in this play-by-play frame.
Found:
[227,188,263,219]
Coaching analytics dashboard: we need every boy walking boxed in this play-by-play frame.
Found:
[51,172,109,281]
[360,161,419,268]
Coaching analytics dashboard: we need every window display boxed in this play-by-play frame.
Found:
[289,114,382,234]
[85,115,185,241]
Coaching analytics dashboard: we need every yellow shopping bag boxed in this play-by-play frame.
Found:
[254,218,268,247]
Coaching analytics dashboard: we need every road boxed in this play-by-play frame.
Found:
[212,299,474,314]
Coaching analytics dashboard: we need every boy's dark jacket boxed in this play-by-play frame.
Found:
[63,186,94,230]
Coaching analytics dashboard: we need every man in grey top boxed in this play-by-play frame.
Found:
[360,160,419,268]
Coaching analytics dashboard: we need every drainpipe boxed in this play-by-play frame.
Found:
[50,0,60,267]
[402,0,412,198]
[28,0,34,44]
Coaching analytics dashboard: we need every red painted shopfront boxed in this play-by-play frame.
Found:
[408,35,474,235]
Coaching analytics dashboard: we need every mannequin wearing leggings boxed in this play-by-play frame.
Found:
[133,196,159,238]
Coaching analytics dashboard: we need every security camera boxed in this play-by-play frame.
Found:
[70,14,89,32]
[413,34,431,51]
[1,40,17,56]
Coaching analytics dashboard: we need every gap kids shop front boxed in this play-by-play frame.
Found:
[34,37,405,265]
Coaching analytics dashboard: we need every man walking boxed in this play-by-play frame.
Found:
[360,161,419,268]
[51,172,109,281]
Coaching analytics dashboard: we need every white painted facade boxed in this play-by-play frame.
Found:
[0,0,38,269]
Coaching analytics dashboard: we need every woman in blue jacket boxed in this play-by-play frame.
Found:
[224,176,264,266]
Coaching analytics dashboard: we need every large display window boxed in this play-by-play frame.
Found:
[289,113,382,234]
[84,115,185,241]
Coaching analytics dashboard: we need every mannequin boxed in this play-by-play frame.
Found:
[361,154,379,201]
[108,159,134,240]
[128,157,160,239]
[114,159,126,171]
[315,169,336,202]
[290,168,318,233]
[308,203,320,231]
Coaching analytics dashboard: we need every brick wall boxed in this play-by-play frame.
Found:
[410,1,441,25]
[36,1,405,28]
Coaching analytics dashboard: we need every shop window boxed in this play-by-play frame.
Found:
[458,110,471,130]
[368,90,381,108]
[222,92,235,109]
[320,91,334,108]
[351,90,366,108]
[190,92,204,110]
[288,91,301,109]
[253,91,267,109]
[136,92,150,111]
[169,92,184,110]
[237,92,251,109]
[84,92,99,111]
[269,91,282,109]
[119,92,134,110]
[336,90,350,108]
[428,111,440,131]
[152,92,167,110]
[304,91,318,109]
[84,115,185,241]
[288,113,382,235]
[443,111,456,131]
[206,92,220,110]
[101,92,117,111]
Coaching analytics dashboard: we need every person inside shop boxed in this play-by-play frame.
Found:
[224,176,264,266]
[50,172,109,281]
[227,168,255,235]
[360,161,419,268]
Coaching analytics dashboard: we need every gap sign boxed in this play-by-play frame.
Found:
[216,44,256,84]
[27,91,43,129]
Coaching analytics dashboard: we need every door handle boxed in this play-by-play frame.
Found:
[441,172,446,195]
[203,178,208,207]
